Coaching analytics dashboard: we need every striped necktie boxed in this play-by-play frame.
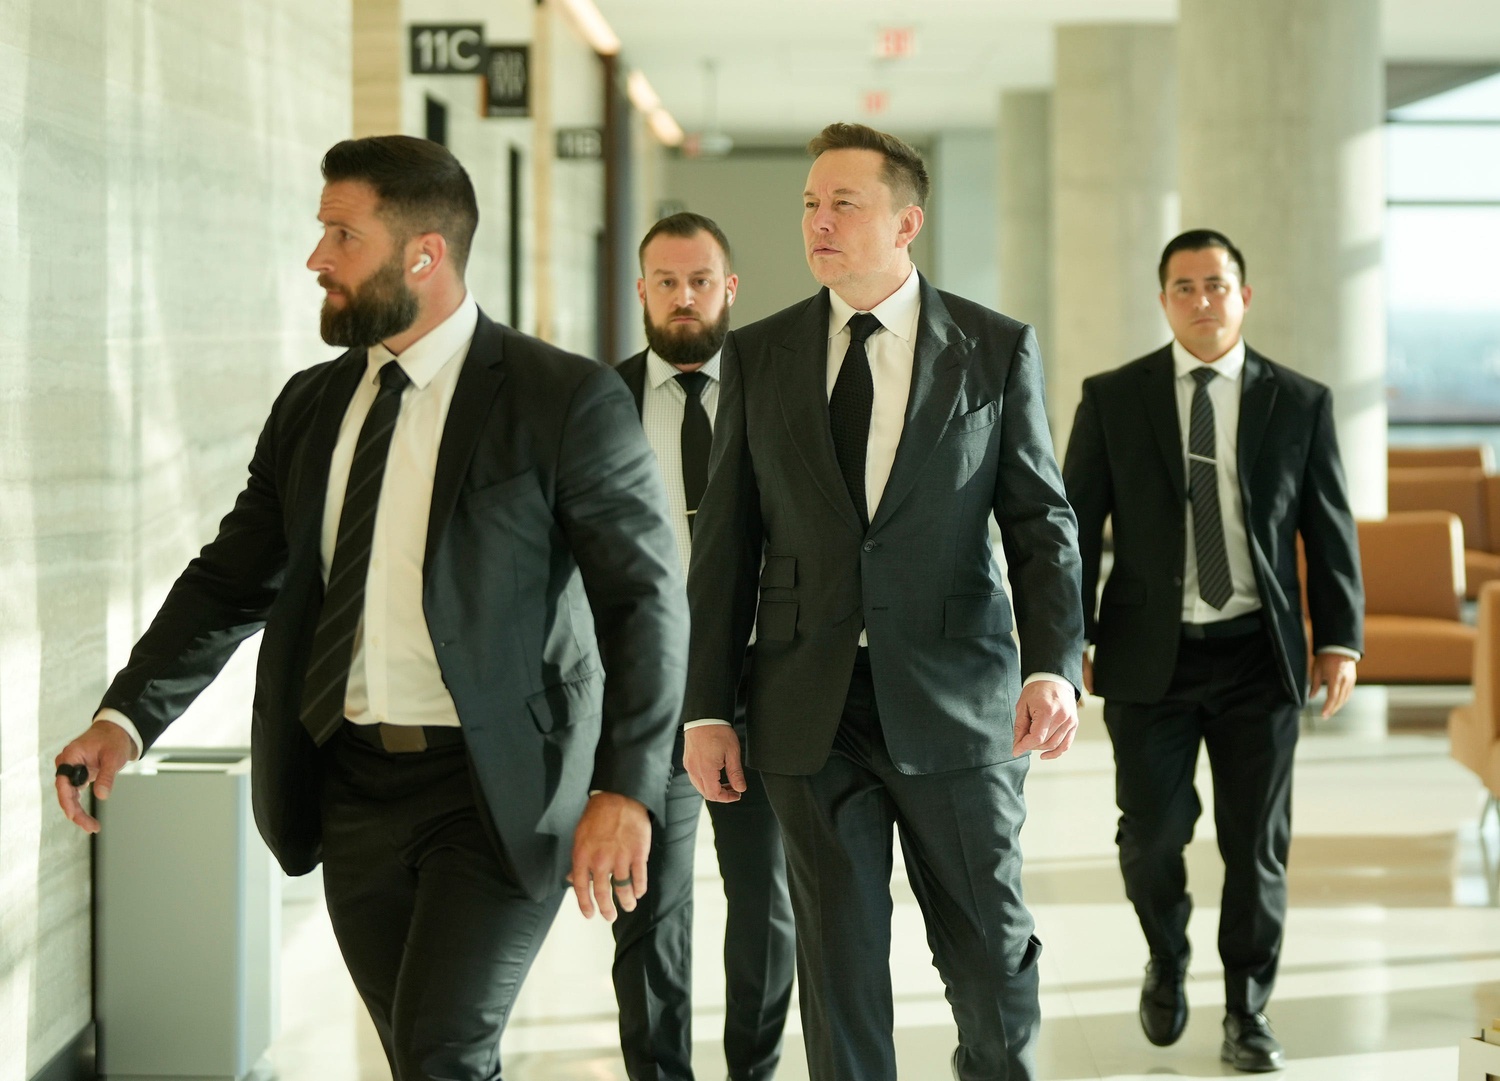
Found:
[828,312,881,527]
[299,360,411,745]
[1188,366,1233,610]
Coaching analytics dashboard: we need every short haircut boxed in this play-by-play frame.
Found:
[321,135,480,274]
[638,212,733,274]
[807,122,931,209]
[1158,229,1247,288]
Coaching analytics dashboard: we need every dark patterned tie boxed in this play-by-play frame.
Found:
[828,313,882,527]
[1188,367,1233,610]
[299,360,411,745]
[675,371,711,535]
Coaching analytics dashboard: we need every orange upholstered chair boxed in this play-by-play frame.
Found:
[1450,581,1500,799]
[1387,466,1500,598]
[1388,445,1494,470]
[1357,512,1475,683]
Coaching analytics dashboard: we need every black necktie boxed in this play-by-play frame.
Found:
[829,313,881,527]
[1188,367,1233,610]
[675,371,711,534]
[299,360,411,745]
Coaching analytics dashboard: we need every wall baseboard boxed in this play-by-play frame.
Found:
[30,1023,95,1081]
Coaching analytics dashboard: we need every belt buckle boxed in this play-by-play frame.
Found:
[377,724,428,753]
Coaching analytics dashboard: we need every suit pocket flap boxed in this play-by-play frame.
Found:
[526,674,602,734]
[466,470,540,509]
[756,601,798,641]
[760,555,797,590]
[944,592,1013,638]
[953,400,999,432]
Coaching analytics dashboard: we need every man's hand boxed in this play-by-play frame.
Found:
[54,720,137,834]
[1012,680,1079,760]
[568,792,651,922]
[1309,653,1357,719]
[683,724,746,803]
[1082,649,1094,696]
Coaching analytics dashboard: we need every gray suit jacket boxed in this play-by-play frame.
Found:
[683,275,1083,776]
[101,311,688,899]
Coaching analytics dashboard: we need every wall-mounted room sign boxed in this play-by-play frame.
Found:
[485,45,530,117]
[556,127,605,160]
[409,24,485,75]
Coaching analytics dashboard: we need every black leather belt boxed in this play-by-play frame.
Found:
[1181,613,1263,640]
[343,722,465,753]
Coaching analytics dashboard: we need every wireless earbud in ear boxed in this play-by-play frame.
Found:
[411,254,433,273]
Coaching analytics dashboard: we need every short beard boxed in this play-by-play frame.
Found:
[644,305,731,368]
[320,255,420,348]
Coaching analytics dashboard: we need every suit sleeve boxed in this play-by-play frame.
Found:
[1298,386,1364,654]
[683,331,763,723]
[991,324,1085,692]
[1061,378,1113,643]
[553,365,689,816]
[98,386,293,748]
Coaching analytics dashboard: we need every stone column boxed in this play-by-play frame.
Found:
[1178,0,1385,516]
[998,90,1052,381]
[1051,24,1178,446]
[352,0,401,137]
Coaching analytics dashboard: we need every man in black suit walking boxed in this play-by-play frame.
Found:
[682,123,1085,1081]
[610,212,795,1081]
[54,136,688,1081]
[1063,229,1364,1073]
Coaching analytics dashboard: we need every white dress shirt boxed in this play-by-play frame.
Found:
[1173,338,1261,623]
[640,349,722,578]
[102,294,479,755]
[1171,337,1358,660]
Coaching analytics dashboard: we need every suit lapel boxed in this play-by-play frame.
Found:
[1139,347,1186,503]
[293,351,367,553]
[774,291,865,534]
[1236,348,1277,508]
[868,277,972,532]
[424,313,508,570]
[619,351,647,416]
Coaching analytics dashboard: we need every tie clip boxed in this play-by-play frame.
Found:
[1187,452,1216,464]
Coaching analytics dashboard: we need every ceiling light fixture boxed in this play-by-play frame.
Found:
[555,0,621,57]
[628,71,684,147]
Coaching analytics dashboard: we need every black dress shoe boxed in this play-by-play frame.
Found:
[1221,1011,1285,1072]
[1139,958,1187,1046]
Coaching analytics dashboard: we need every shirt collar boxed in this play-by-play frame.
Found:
[365,291,479,390]
[827,266,921,345]
[1172,335,1246,382]
[646,347,722,390]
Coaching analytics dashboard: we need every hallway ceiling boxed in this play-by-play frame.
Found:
[595,0,1500,142]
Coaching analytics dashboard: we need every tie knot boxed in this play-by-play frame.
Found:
[846,313,882,346]
[674,371,709,399]
[1191,367,1216,389]
[378,361,410,393]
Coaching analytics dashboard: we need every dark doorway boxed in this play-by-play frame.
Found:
[425,95,448,146]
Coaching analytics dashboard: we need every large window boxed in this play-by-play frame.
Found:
[1387,74,1500,423]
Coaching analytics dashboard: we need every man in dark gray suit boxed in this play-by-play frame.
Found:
[54,136,687,1081]
[682,122,1085,1081]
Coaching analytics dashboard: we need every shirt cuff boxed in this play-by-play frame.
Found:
[94,708,143,759]
[1316,646,1361,662]
[683,718,732,730]
[1023,673,1073,690]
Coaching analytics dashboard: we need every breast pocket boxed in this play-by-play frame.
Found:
[465,470,541,510]
[952,400,999,433]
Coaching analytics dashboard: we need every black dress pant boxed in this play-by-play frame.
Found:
[320,724,565,1081]
[761,652,1042,1081]
[611,729,796,1081]
[1102,628,1300,1014]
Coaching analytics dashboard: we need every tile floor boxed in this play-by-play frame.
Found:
[265,685,1500,1080]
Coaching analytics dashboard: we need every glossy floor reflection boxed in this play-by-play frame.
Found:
[266,685,1500,1079]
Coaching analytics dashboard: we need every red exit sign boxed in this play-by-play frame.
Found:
[862,90,889,115]
[875,27,915,59]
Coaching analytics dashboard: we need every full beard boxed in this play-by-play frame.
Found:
[320,256,420,348]
[644,305,731,368]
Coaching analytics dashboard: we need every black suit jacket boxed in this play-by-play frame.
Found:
[1063,344,1364,706]
[100,311,689,900]
[683,275,1084,776]
[615,350,648,412]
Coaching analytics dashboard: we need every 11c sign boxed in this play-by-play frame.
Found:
[409,24,485,75]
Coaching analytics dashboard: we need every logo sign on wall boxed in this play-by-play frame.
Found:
[409,24,486,75]
[485,45,530,117]
[556,127,605,160]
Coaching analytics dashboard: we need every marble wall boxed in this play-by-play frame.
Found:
[0,1,350,1073]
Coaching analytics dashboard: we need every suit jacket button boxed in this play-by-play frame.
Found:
[1172,576,1183,586]
[863,541,878,552]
